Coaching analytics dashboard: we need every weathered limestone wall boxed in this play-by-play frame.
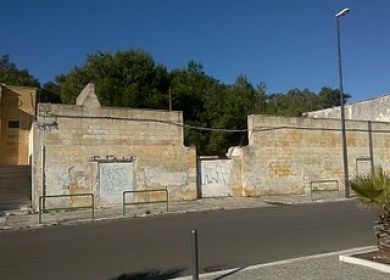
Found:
[305,94,390,121]
[242,115,390,196]
[32,84,197,210]
[29,84,390,206]
[0,85,36,166]
[199,156,241,197]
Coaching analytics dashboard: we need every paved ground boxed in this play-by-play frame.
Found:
[2,196,271,229]
[1,194,346,230]
[0,200,378,280]
[175,250,389,280]
[0,166,31,216]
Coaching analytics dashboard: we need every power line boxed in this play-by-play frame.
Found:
[37,113,390,134]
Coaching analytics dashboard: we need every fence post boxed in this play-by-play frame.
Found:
[38,196,43,224]
[123,192,126,216]
[191,229,200,280]
[310,181,313,201]
[91,194,95,220]
[166,188,169,212]
[368,121,374,173]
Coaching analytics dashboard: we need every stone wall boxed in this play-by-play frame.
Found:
[198,157,241,198]
[304,94,390,122]
[31,84,197,210]
[197,114,390,199]
[241,115,390,196]
[29,84,390,207]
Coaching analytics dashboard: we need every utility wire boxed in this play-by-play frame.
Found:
[37,113,390,134]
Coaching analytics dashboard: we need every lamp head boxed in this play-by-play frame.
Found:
[335,8,351,18]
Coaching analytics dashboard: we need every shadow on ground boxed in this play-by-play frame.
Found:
[112,269,184,280]
[212,267,245,280]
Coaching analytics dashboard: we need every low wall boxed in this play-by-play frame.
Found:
[32,100,197,210]
[30,88,390,208]
[199,157,241,197]
[243,115,390,196]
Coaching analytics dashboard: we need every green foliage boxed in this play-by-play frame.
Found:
[319,86,350,107]
[351,166,390,254]
[263,87,348,117]
[0,55,40,87]
[0,55,63,103]
[202,75,256,155]
[169,69,259,155]
[57,49,169,109]
[40,82,62,103]
[351,166,390,209]
[2,50,351,155]
[53,48,350,155]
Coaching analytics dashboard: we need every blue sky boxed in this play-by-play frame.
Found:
[1,0,389,102]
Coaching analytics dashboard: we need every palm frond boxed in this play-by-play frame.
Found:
[350,166,390,207]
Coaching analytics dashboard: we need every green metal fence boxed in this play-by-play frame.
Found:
[123,189,168,216]
[310,179,340,201]
[39,193,95,224]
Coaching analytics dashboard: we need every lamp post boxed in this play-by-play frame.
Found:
[335,8,350,197]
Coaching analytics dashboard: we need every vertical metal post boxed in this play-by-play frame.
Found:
[195,153,202,199]
[123,192,126,216]
[336,17,350,198]
[41,145,47,208]
[310,182,313,201]
[169,87,173,111]
[38,196,42,224]
[91,194,95,220]
[191,229,200,280]
[368,121,374,173]
[166,188,169,212]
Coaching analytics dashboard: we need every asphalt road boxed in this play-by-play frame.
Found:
[0,201,377,280]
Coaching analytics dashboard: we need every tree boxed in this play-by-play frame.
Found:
[169,61,222,154]
[40,82,62,103]
[253,82,267,114]
[0,55,40,87]
[182,74,259,155]
[264,87,349,117]
[319,86,350,107]
[169,61,212,122]
[57,49,169,109]
[350,166,390,257]
[47,47,353,155]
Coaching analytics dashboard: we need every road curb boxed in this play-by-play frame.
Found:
[339,246,390,274]
[0,199,353,231]
[173,246,377,280]
[263,197,351,206]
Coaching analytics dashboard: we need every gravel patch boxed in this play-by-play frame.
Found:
[198,256,389,280]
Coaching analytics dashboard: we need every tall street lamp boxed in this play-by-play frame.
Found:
[335,8,351,197]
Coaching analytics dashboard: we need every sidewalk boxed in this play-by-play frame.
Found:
[1,194,352,230]
[175,247,389,280]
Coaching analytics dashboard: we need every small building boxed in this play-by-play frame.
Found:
[0,84,37,211]
[0,84,37,166]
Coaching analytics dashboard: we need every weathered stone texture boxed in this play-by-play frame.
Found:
[30,85,390,207]
[199,157,241,197]
[305,94,390,122]
[32,85,196,210]
[76,83,101,108]
[243,115,390,196]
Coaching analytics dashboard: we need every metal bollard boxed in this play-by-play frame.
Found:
[191,229,200,280]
